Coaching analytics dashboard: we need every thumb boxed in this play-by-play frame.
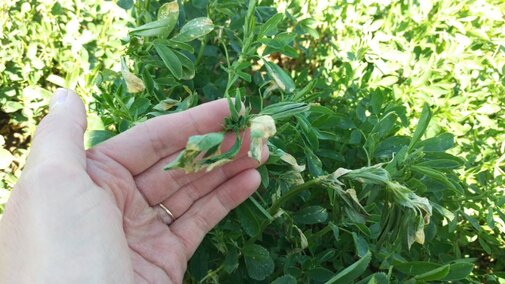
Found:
[27,88,87,169]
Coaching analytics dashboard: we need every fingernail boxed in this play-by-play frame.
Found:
[50,88,69,110]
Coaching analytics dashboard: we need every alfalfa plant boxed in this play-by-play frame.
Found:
[90,0,475,282]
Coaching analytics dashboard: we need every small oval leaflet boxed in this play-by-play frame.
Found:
[157,1,179,36]
[242,244,275,281]
[172,17,214,42]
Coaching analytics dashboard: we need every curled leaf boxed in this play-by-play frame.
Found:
[248,115,276,162]
[164,132,225,172]
[280,151,305,172]
[415,219,426,245]
[264,61,295,93]
[121,58,145,93]
[153,98,180,111]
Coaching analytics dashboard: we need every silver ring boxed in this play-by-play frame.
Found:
[158,203,175,225]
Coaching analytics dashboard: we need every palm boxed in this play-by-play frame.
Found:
[0,94,264,283]
[84,99,264,283]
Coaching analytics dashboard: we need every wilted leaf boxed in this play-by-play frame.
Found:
[153,98,180,111]
[279,151,305,172]
[121,58,145,93]
[264,61,295,93]
[248,115,276,162]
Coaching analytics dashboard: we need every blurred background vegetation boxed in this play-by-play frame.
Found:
[0,0,131,207]
[1,0,504,282]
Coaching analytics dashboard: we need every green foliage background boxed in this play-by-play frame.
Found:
[1,0,504,282]
[0,0,130,205]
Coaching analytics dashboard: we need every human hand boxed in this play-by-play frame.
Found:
[0,89,268,283]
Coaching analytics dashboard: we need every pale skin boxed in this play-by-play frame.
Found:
[0,89,268,283]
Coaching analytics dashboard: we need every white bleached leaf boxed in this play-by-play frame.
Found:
[248,115,276,162]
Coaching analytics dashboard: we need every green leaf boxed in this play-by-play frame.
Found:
[258,13,284,37]
[356,273,389,284]
[166,40,194,53]
[153,43,183,79]
[173,50,195,80]
[116,0,133,10]
[295,18,320,38]
[223,246,239,273]
[411,165,460,193]
[157,1,179,36]
[130,18,176,37]
[242,244,275,281]
[394,261,441,275]
[431,202,455,221]
[260,102,309,120]
[264,61,295,93]
[368,273,389,284]
[141,68,157,95]
[235,199,264,237]
[308,267,334,282]
[188,246,209,281]
[352,232,369,258]
[298,115,319,149]
[171,17,214,42]
[374,136,410,158]
[293,206,328,225]
[305,148,323,177]
[414,264,450,281]
[272,275,297,284]
[163,132,225,171]
[186,132,225,152]
[416,159,462,169]
[408,104,432,151]
[442,262,474,281]
[418,133,454,152]
[325,251,372,284]
[260,33,296,49]
[330,222,340,241]
[85,130,116,148]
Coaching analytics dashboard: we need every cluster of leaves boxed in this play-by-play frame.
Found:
[88,0,504,282]
[0,0,131,213]
[297,0,505,281]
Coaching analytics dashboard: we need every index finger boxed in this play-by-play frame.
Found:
[91,99,231,175]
